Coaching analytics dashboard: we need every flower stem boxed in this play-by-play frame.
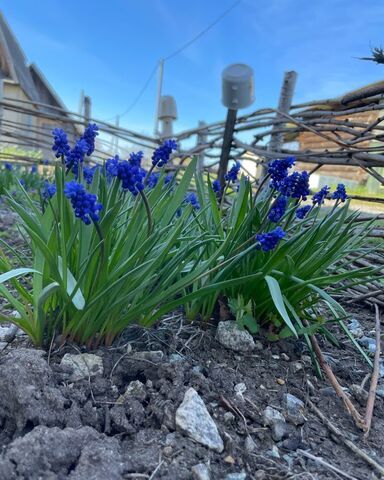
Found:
[139,190,153,236]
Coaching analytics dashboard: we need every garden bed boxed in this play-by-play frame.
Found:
[0,301,383,480]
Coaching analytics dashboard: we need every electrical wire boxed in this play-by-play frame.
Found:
[106,0,242,121]
[164,0,242,61]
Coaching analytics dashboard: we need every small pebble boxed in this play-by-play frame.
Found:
[269,445,280,458]
[234,383,247,394]
[224,455,235,464]
[224,412,236,423]
[276,378,285,385]
[191,463,210,480]
[244,435,257,453]
[281,353,290,361]
[163,446,173,457]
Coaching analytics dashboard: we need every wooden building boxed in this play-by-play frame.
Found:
[0,11,78,160]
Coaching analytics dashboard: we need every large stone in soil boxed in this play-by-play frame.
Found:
[215,321,255,352]
[176,387,224,452]
[60,353,104,381]
[0,425,124,480]
[0,348,66,435]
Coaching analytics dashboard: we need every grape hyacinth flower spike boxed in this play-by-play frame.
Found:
[64,181,103,225]
[312,186,330,205]
[331,184,348,202]
[52,128,70,159]
[256,227,286,252]
[225,161,241,183]
[152,139,178,168]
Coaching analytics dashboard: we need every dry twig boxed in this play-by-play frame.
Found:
[364,304,381,436]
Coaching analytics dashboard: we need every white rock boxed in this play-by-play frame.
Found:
[358,336,376,353]
[191,463,211,480]
[0,324,18,342]
[224,412,235,423]
[263,406,285,426]
[244,435,257,453]
[234,382,247,394]
[216,321,255,352]
[117,380,146,403]
[269,445,280,458]
[347,318,364,338]
[60,353,103,381]
[176,387,224,452]
[224,474,247,480]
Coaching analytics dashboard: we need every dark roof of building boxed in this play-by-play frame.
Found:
[0,11,70,115]
[0,11,40,102]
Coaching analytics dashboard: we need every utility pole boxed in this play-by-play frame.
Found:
[154,59,164,137]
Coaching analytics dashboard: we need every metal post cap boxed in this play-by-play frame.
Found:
[159,95,177,120]
[222,63,254,110]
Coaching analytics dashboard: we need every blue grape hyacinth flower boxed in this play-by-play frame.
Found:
[268,157,296,190]
[225,161,241,183]
[212,179,222,193]
[81,124,99,156]
[83,165,98,185]
[152,139,178,167]
[105,156,119,180]
[129,151,144,167]
[312,186,330,205]
[331,184,348,202]
[66,139,88,176]
[296,205,311,219]
[42,181,57,200]
[52,128,70,158]
[256,226,286,252]
[4,162,13,171]
[117,160,145,195]
[64,181,103,225]
[147,172,160,189]
[268,196,288,223]
[184,192,200,209]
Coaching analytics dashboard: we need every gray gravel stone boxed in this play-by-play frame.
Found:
[191,463,211,480]
[263,406,285,426]
[224,473,247,480]
[271,419,289,441]
[215,321,255,352]
[176,387,224,452]
[358,336,376,353]
[285,393,306,425]
[347,318,364,338]
[0,324,18,342]
[244,435,257,453]
[117,380,147,403]
[60,353,104,381]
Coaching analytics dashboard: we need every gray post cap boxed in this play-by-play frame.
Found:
[222,63,254,110]
[159,95,177,120]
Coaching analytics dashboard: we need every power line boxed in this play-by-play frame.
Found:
[164,0,242,61]
[107,0,242,121]
[105,62,159,121]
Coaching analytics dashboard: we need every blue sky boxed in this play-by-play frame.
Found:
[2,0,384,134]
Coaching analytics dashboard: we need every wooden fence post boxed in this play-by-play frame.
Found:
[260,71,297,179]
[197,120,207,174]
[83,95,91,128]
